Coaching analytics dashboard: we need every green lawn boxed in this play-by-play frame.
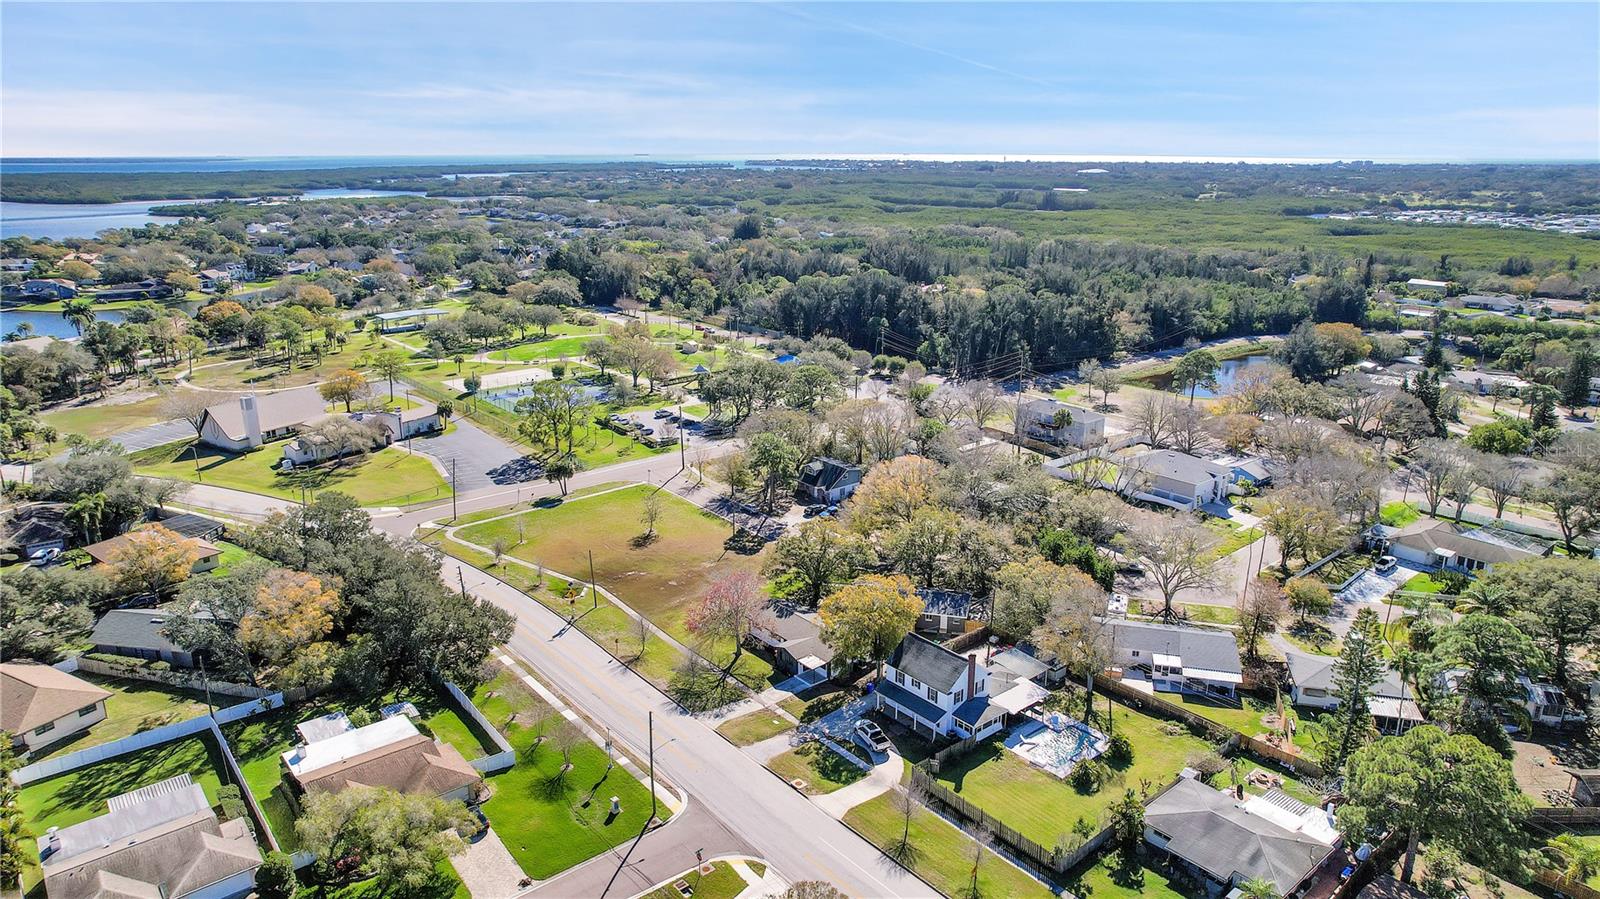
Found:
[211,539,262,575]
[843,791,1057,899]
[1061,852,1197,899]
[299,860,471,899]
[482,715,666,878]
[132,440,451,507]
[1400,572,1448,595]
[928,698,1215,846]
[716,709,795,746]
[768,741,867,794]
[41,395,171,441]
[27,673,214,762]
[492,334,602,362]
[419,534,693,699]
[15,732,231,894]
[1201,517,1264,562]
[638,862,746,899]
[223,687,495,852]
[1313,553,1371,589]
[1380,501,1422,527]
[453,485,774,689]
[1151,689,1281,738]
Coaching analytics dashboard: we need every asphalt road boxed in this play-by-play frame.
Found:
[440,553,937,899]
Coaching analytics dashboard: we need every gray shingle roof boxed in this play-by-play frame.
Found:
[89,609,189,655]
[798,457,861,493]
[1145,777,1336,895]
[201,386,326,441]
[876,679,945,723]
[1130,449,1231,486]
[1107,620,1242,676]
[886,633,968,689]
[1285,651,1409,699]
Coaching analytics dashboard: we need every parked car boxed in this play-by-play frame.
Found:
[27,547,59,567]
[1376,555,1398,573]
[854,720,891,754]
[653,408,672,418]
[803,504,825,518]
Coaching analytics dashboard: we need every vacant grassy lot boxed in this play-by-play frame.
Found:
[41,394,173,441]
[930,699,1216,846]
[454,485,773,687]
[483,710,664,878]
[132,439,450,507]
[1380,501,1422,527]
[716,709,794,747]
[843,791,1057,899]
[767,742,867,795]
[28,672,214,762]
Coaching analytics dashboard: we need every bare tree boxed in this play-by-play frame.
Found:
[1130,393,1182,448]
[887,784,924,865]
[551,718,583,778]
[1126,513,1221,620]
[961,825,993,899]
[1169,402,1211,455]
[1410,439,1471,519]
[161,390,218,476]
[1238,579,1286,663]
[958,379,1005,428]
[1030,577,1112,725]
[639,491,664,541]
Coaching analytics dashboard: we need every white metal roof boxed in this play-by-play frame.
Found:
[283,714,418,776]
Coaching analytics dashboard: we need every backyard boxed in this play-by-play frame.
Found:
[27,672,215,762]
[14,734,230,897]
[222,686,498,852]
[1061,851,1198,899]
[452,484,775,689]
[929,699,1217,847]
[131,439,451,507]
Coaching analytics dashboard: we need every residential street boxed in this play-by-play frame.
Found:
[432,551,937,898]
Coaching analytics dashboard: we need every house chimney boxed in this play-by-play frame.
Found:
[966,654,976,698]
[240,394,262,447]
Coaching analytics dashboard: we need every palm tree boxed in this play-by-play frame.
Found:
[1546,834,1600,883]
[60,298,95,335]
[1455,582,1511,617]
[1236,877,1281,899]
[66,491,107,544]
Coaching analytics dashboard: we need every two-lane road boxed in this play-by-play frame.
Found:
[437,555,935,898]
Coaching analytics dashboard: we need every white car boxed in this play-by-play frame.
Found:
[27,547,60,567]
[1376,555,1398,573]
[854,720,891,754]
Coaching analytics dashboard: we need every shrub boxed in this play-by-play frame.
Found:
[216,784,254,834]
[551,362,567,379]
[1435,570,1471,595]
[1185,750,1228,778]
[347,707,375,728]
[1106,733,1134,767]
[255,851,298,899]
[1070,758,1111,794]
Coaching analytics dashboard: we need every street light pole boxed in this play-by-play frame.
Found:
[450,458,458,521]
[648,711,658,823]
[589,549,597,610]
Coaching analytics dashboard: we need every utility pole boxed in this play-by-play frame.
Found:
[648,711,658,823]
[1012,349,1031,458]
[678,404,686,471]
[589,549,598,610]
[459,567,468,597]
[450,458,458,521]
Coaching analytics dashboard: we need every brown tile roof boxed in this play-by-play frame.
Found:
[0,663,111,734]
[42,811,260,899]
[82,532,219,566]
[293,733,480,798]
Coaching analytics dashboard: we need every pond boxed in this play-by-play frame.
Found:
[2,306,129,339]
[1139,354,1279,399]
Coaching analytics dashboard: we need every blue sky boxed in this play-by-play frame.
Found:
[2,2,1596,161]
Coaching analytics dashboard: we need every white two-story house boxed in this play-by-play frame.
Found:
[1019,399,1106,449]
[875,634,1006,741]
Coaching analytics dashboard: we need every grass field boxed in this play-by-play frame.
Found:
[1380,501,1422,527]
[638,862,746,899]
[843,791,1057,899]
[40,394,172,441]
[27,672,214,762]
[1400,572,1448,594]
[132,439,451,507]
[480,708,665,878]
[453,485,773,688]
[715,709,795,746]
[767,742,867,794]
[491,334,603,362]
[928,699,1215,846]
[1201,517,1264,562]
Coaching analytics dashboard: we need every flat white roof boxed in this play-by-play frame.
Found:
[1185,667,1245,685]
[283,714,418,777]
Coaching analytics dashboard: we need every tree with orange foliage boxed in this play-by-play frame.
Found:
[684,570,767,667]
[108,525,200,598]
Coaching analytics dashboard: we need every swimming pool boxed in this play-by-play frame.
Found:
[481,381,609,412]
[1004,714,1110,779]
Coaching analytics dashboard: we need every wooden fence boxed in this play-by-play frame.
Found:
[941,626,993,655]
[1534,869,1600,899]
[911,765,1105,879]
[1095,676,1328,780]
[1530,807,1600,827]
